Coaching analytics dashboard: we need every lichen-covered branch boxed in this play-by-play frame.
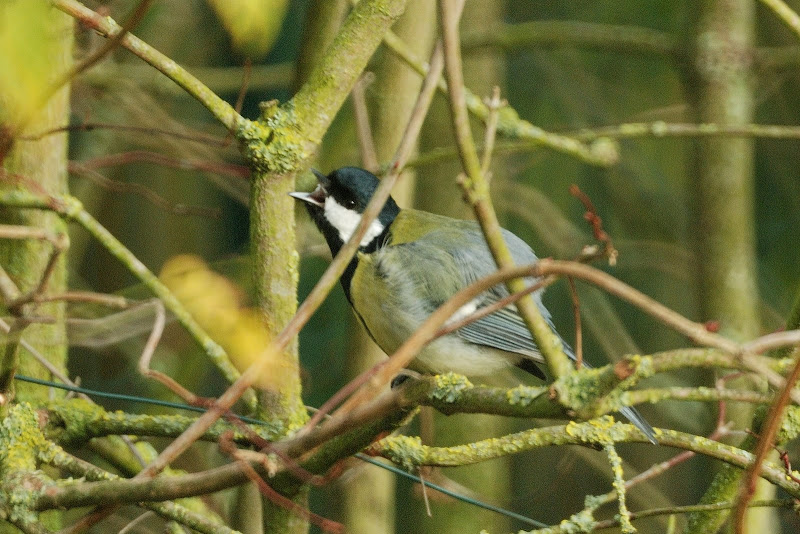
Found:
[373,419,800,497]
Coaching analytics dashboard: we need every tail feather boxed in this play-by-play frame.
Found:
[619,406,658,444]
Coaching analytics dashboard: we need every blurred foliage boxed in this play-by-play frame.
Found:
[1,0,796,532]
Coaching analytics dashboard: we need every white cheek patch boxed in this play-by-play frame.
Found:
[324,197,386,247]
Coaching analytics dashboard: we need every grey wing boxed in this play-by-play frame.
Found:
[433,225,573,364]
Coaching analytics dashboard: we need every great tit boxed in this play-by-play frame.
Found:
[291,166,656,443]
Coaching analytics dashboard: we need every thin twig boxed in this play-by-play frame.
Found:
[117,511,155,534]
[1,0,155,160]
[434,277,552,338]
[734,346,800,532]
[480,86,504,178]
[69,162,221,218]
[55,0,156,94]
[352,73,379,172]
[218,432,344,533]
[52,0,242,132]
[574,121,800,142]
[26,123,229,147]
[137,300,201,403]
[760,0,800,40]
[32,291,130,308]
[380,28,616,166]
[0,225,69,312]
[567,277,583,368]
[741,329,800,354]
[0,188,254,407]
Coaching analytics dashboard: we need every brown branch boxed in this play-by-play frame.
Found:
[218,433,344,534]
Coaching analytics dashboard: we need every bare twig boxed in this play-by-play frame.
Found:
[0,225,69,312]
[26,123,229,147]
[567,277,583,368]
[434,277,551,339]
[760,0,800,40]
[53,0,243,132]
[72,151,249,179]
[352,73,379,172]
[480,86,504,178]
[569,184,617,264]
[137,300,202,403]
[32,291,129,308]
[0,0,155,161]
[741,329,800,354]
[439,0,573,378]
[734,347,800,532]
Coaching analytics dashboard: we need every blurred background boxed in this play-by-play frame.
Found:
[52,0,800,532]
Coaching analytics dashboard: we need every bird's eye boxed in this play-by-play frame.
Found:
[344,198,357,209]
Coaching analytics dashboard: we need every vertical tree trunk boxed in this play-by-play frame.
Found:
[251,167,309,534]
[686,1,775,532]
[0,5,73,532]
[0,7,72,405]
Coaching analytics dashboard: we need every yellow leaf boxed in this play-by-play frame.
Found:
[206,0,290,60]
[161,255,287,391]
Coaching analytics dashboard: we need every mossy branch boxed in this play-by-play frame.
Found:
[373,420,800,497]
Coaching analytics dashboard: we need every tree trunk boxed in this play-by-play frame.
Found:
[685,1,775,532]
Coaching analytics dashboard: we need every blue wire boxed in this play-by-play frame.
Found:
[14,373,547,528]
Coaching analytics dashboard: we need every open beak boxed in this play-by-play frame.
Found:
[289,169,329,208]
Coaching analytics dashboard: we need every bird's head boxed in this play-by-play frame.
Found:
[290,167,399,254]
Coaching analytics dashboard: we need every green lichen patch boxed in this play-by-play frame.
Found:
[430,373,473,403]
[779,406,800,444]
[379,435,425,472]
[623,354,654,381]
[0,403,55,524]
[564,416,624,446]
[506,384,547,406]
[554,366,605,409]
[0,403,48,472]
[237,104,306,174]
[520,508,596,534]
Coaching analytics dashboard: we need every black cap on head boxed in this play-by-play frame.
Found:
[291,167,400,255]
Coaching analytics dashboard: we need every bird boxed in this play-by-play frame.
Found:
[290,166,656,443]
